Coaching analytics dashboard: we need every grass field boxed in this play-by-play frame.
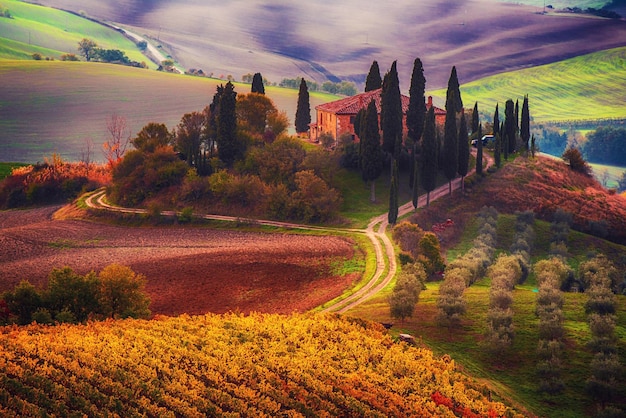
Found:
[430,47,626,123]
[0,59,338,163]
[0,0,150,64]
[348,215,626,418]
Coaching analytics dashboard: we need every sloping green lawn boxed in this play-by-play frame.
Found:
[0,0,149,64]
[430,47,626,123]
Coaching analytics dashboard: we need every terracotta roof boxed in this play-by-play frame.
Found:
[315,88,445,116]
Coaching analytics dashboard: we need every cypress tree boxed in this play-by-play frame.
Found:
[505,99,516,155]
[493,103,500,140]
[216,82,239,166]
[443,68,459,195]
[407,58,426,146]
[412,153,420,210]
[515,99,520,138]
[471,102,479,135]
[446,66,463,113]
[388,159,399,225]
[476,123,484,176]
[458,111,470,191]
[251,72,265,94]
[361,100,384,202]
[381,61,402,156]
[295,78,311,134]
[353,108,365,138]
[421,107,437,206]
[494,131,502,168]
[521,95,530,153]
[503,129,509,161]
[407,58,426,190]
[365,60,382,92]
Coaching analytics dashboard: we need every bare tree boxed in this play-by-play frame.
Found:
[80,137,94,175]
[103,114,130,166]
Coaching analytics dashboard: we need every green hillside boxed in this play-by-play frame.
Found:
[0,0,149,64]
[431,47,626,123]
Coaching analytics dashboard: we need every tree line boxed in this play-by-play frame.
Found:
[76,38,147,68]
[1,264,150,326]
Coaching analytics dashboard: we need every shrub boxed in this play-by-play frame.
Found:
[392,221,425,259]
[45,267,100,322]
[60,53,79,61]
[562,147,592,176]
[2,280,44,325]
[586,352,622,404]
[436,270,467,327]
[389,263,426,322]
[32,53,43,60]
[98,264,151,319]
[178,207,194,223]
[31,308,54,325]
[484,307,514,353]
[267,183,290,220]
[289,170,341,222]
[418,232,445,275]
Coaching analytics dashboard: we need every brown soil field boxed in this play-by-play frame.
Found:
[0,206,358,316]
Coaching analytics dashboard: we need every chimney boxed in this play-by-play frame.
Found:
[427,96,433,108]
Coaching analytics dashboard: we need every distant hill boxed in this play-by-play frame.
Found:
[0,0,150,65]
[431,46,626,123]
[0,60,338,163]
[28,0,626,90]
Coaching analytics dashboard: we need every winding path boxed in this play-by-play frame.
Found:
[85,153,489,314]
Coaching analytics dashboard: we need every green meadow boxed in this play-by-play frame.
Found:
[430,47,626,123]
[0,0,150,64]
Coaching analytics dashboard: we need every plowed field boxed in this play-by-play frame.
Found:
[0,206,357,316]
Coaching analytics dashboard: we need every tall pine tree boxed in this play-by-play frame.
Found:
[476,123,484,176]
[388,159,399,225]
[381,61,402,156]
[216,82,239,166]
[407,58,426,190]
[521,95,530,153]
[457,111,470,191]
[251,72,265,94]
[421,107,438,206]
[494,131,502,168]
[365,60,382,92]
[471,102,479,136]
[361,100,384,202]
[505,99,516,156]
[446,66,463,113]
[493,103,500,140]
[443,68,459,195]
[295,78,311,134]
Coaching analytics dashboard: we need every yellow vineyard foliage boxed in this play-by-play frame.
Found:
[0,313,521,417]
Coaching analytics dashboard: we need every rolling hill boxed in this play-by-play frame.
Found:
[27,0,626,90]
[0,60,338,163]
[0,0,150,64]
[431,46,626,123]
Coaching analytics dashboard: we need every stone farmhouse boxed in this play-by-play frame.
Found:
[310,88,446,143]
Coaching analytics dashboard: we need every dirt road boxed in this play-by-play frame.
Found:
[84,153,485,314]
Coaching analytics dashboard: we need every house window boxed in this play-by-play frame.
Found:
[350,116,355,124]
